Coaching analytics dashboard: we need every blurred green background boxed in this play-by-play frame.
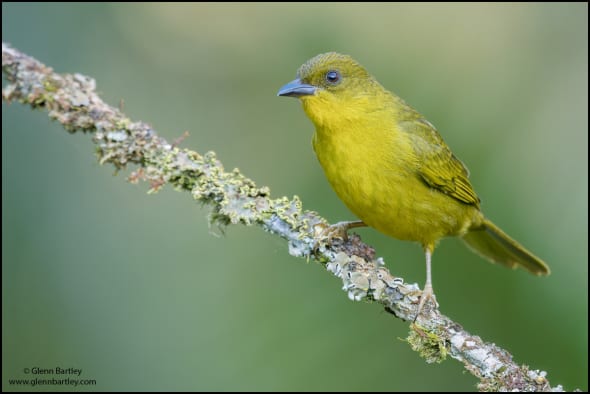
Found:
[2,3,587,391]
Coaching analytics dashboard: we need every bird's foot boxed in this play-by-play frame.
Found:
[313,220,365,247]
[414,284,439,321]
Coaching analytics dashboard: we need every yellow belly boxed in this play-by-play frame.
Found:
[312,124,479,247]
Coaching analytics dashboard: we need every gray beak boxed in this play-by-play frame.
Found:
[277,78,317,98]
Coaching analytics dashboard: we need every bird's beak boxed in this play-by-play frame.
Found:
[277,79,317,98]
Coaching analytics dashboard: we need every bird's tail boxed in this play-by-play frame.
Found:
[462,218,550,275]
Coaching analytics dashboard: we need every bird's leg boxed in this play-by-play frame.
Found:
[315,220,366,243]
[415,246,439,320]
[329,220,366,240]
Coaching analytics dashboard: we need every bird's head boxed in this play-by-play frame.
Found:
[278,52,386,126]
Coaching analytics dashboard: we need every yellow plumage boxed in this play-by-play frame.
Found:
[278,52,549,313]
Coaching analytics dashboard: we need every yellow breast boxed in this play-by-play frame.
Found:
[305,96,477,246]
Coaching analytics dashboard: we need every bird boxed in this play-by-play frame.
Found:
[277,52,549,317]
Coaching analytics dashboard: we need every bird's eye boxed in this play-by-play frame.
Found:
[325,70,341,85]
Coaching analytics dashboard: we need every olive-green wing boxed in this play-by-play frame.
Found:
[401,118,480,207]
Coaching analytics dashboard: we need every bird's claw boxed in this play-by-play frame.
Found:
[312,220,365,250]
[312,222,349,251]
[414,285,439,321]
[321,221,353,240]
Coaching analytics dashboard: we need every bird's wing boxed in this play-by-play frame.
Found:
[401,118,480,207]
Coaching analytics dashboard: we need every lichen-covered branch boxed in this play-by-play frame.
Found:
[2,42,563,392]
